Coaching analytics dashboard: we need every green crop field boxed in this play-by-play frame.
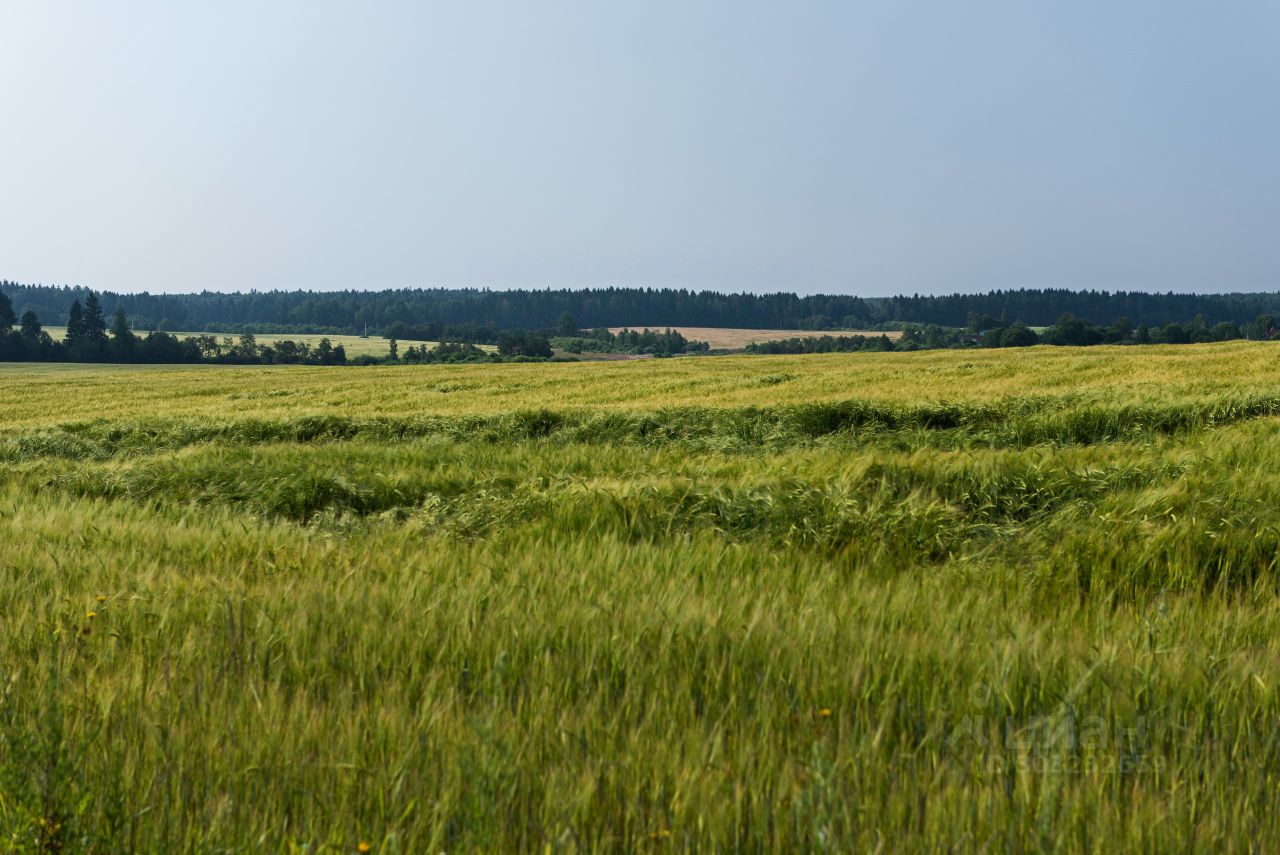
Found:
[4,342,1280,850]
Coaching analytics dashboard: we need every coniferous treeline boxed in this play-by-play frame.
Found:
[0,293,593,365]
[382,320,506,344]
[6,289,1277,365]
[1,282,875,333]
[8,280,1280,334]
[871,290,1280,329]
[0,293,350,364]
[552,327,710,356]
[386,317,709,356]
[747,312,1278,354]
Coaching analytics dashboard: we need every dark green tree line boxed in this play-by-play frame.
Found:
[8,279,1280,334]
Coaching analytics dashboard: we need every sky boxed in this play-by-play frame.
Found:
[1,1,1277,297]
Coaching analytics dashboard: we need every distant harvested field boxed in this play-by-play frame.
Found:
[607,325,901,348]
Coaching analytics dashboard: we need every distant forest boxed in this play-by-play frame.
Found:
[4,281,1280,334]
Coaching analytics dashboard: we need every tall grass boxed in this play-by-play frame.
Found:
[3,349,1280,849]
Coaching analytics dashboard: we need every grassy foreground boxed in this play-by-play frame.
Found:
[4,343,1280,850]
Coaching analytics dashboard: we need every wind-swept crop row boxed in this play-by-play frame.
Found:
[9,389,1280,464]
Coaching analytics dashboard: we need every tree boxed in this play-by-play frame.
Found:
[109,306,137,359]
[841,313,867,329]
[557,312,577,337]
[82,293,108,345]
[110,307,136,343]
[270,339,306,363]
[233,333,259,362]
[388,337,398,360]
[1041,314,1105,347]
[966,311,1001,333]
[1248,314,1276,340]
[316,337,337,364]
[800,314,831,331]
[497,331,553,358]
[989,324,1038,348]
[20,311,43,339]
[65,300,86,344]
[0,291,14,329]
[1211,321,1241,341]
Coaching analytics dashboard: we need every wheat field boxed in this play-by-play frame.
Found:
[4,342,1280,850]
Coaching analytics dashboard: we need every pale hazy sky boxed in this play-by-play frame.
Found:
[1,1,1277,296]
